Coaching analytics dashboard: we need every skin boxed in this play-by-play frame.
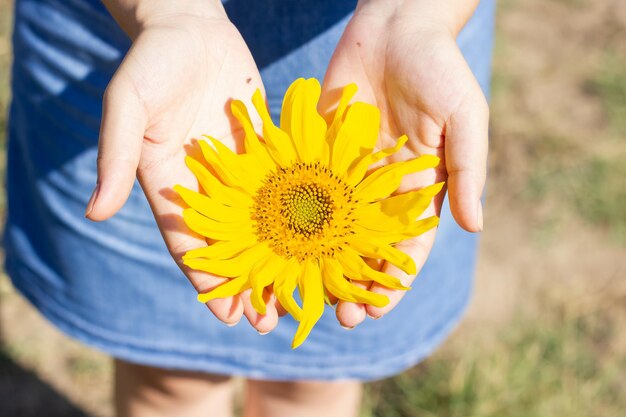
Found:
[115,359,362,417]
[92,0,279,331]
[88,1,488,415]
[90,0,487,337]
[323,0,488,328]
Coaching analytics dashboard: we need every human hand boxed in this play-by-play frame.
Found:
[322,0,489,327]
[86,0,280,332]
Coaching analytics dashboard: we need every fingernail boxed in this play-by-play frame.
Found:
[258,330,270,335]
[368,315,382,320]
[226,320,240,327]
[85,184,100,218]
[476,200,484,232]
[340,324,354,330]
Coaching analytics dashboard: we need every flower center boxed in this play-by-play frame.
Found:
[282,184,333,236]
[252,162,355,261]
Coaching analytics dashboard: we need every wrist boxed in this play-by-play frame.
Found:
[103,0,227,39]
[356,0,479,36]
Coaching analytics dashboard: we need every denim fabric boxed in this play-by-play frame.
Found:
[4,0,495,380]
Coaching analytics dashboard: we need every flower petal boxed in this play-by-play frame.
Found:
[354,182,444,231]
[230,100,276,171]
[287,79,327,162]
[337,248,410,290]
[184,156,252,208]
[173,185,249,222]
[330,102,380,175]
[182,237,257,261]
[321,258,389,307]
[323,83,358,164]
[292,259,325,349]
[252,89,298,166]
[183,243,271,278]
[200,138,267,194]
[273,257,303,321]
[280,78,306,138]
[346,237,416,275]
[346,135,408,186]
[354,216,440,244]
[327,83,358,133]
[197,275,251,303]
[354,155,440,202]
[182,208,253,240]
[249,253,289,315]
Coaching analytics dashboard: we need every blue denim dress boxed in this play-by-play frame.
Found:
[5,0,495,380]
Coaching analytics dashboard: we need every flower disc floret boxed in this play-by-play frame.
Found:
[252,162,355,262]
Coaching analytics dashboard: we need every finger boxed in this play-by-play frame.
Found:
[335,281,369,329]
[276,300,288,317]
[242,289,279,334]
[365,226,437,319]
[203,294,244,327]
[326,291,338,306]
[86,72,147,221]
[445,89,489,232]
[173,237,245,326]
[136,145,248,326]
[208,296,244,327]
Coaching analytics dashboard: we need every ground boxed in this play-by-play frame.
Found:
[0,0,625,416]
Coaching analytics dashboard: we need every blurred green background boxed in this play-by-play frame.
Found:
[0,0,624,416]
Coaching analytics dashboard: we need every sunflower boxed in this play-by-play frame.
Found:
[175,78,443,348]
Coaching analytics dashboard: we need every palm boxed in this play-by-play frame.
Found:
[93,16,276,330]
[323,13,489,326]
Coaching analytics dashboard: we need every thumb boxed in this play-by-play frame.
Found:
[445,87,489,233]
[86,73,147,221]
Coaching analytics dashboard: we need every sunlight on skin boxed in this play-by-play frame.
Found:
[88,0,280,332]
[88,0,488,334]
[321,0,489,328]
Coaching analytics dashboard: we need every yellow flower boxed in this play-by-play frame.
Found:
[175,78,442,348]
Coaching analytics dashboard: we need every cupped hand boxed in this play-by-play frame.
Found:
[322,2,489,328]
[86,9,280,333]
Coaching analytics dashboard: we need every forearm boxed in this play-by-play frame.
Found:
[102,0,226,39]
[356,0,480,35]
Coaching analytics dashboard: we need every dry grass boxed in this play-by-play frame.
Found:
[1,0,625,416]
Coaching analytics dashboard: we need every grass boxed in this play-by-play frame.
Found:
[362,294,626,417]
[569,157,626,241]
[528,154,626,244]
[520,38,626,244]
[586,52,626,136]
